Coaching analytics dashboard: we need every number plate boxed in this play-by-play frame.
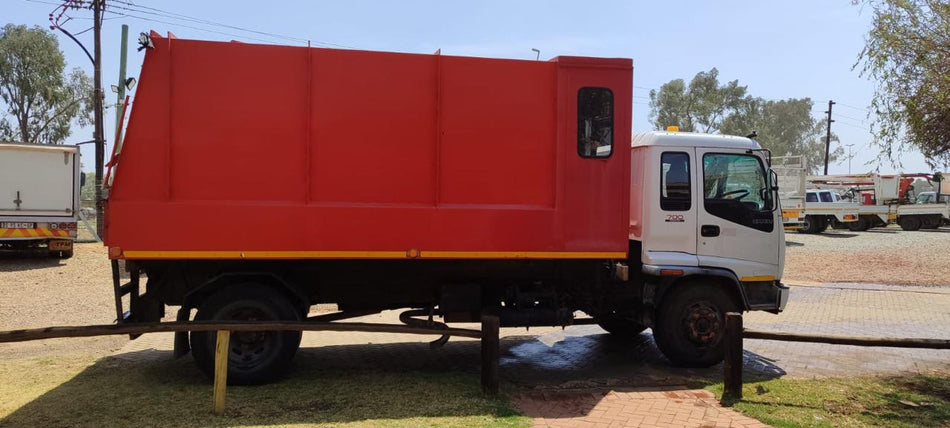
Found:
[49,240,72,250]
[1,222,35,229]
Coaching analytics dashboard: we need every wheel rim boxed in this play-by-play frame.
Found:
[225,307,277,370]
[681,302,722,347]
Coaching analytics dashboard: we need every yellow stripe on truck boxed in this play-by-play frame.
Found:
[740,275,776,282]
[119,250,628,260]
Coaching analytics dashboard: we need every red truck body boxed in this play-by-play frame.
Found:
[106,32,632,260]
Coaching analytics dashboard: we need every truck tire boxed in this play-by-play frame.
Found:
[847,217,869,232]
[190,284,302,385]
[653,282,739,368]
[799,216,824,234]
[597,316,647,338]
[921,215,941,229]
[898,216,922,231]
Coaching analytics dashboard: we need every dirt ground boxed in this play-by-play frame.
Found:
[783,225,950,286]
[0,243,125,359]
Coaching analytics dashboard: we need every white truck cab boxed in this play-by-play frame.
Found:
[625,131,788,365]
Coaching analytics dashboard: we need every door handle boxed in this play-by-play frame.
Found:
[701,225,720,237]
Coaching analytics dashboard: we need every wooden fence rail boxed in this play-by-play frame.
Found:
[0,317,498,415]
[722,312,950,402]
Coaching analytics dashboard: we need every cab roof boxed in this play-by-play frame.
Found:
[631,131,762,150]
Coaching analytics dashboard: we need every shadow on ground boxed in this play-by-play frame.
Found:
[816,232,858,238]
[0,256,63,272]
[1,330,783,427]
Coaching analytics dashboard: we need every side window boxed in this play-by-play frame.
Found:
[577,87,613,158]
[819,192,834,202]
[806,193,818,203]
[702,153,774,232]
[660,152,691,211]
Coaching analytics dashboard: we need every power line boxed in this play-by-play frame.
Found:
[106,0,356,49]
[835,112,868,123]
[836,102,870,112]
[103,9,283,45]
[835,120,869,131]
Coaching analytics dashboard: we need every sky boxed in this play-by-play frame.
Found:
[6,0,936,174]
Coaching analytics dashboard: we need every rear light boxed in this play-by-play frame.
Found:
[108,247,123,258]
[59,223,77,230]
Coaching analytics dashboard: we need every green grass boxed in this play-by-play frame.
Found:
[0,355,529,428]
[706,373,950,428]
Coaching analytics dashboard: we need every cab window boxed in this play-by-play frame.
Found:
[806,193,818,203]
[819,192,834,202]
[577,87,613,158]
[703,153,774,232]
[661,152,690,211]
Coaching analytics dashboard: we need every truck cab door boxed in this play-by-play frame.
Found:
[694,149,782,279]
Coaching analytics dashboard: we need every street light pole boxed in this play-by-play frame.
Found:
[846,143,854,174]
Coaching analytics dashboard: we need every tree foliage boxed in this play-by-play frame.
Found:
[648,68,747,133]
[0,24,92,145]
[650,69,841,173]
[858,0,950,167]
[721,98,842,173]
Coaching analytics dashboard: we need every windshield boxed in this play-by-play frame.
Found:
[703,153,772,211]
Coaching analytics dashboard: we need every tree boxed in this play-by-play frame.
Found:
[651,69,841,173]
[649,68,747,133]
[0,24,92,145]
[721,97,842,173]
[858,0,950,167]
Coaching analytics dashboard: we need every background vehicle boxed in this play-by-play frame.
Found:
[0,143,80,258]
[809,173,949,231]
[772,156,806,230]
[799,189,859,233]
[105,33,787,384]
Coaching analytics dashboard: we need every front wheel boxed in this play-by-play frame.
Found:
[653,283,739,367]
[190,284,303,385]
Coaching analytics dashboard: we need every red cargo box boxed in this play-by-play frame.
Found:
[106,33,632,260]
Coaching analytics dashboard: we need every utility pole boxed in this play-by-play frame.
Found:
[93,0,106,235]
[114,24,128,143]
[823,100,835,175]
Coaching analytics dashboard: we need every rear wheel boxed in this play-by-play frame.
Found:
[191,284,303,385]
[653,282,739,367]
[847,217,869,232]
[799,216,824,234]
[921,215,941,229]
[899,216,922,231]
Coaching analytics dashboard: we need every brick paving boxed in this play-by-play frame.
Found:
[514,388,767,428]
[115,283,950,427]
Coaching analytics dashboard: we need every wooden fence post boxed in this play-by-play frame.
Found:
[213,330,230,415]
[480,314,499,396]
[722,312,743,402]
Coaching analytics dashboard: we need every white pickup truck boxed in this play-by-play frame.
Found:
[799,189,860,234]
[0,143,80,258]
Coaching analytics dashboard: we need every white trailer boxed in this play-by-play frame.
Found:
[0,143,80,257]
[772,156,806,230]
